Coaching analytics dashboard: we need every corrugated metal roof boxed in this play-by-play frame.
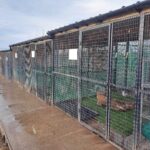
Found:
[47,0,150,37]
[10,0,150,47]
[10,36,49,47]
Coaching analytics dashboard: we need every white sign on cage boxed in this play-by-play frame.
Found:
[31,50,35,58]
[69,49,78,60]
[15,52,18,59]
[5,57,8,61]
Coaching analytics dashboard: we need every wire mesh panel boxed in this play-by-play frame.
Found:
[53,32,79,117]
[0,53,5,76]
[8,52,13,79]
[139,14,150,149]
[36,43,46,100]
[30,44,37,95]
[54,74,78,117]
[17,46,26,84]
[16,48,21,82]
[0,51,13,80]
[140,92,150,149]
[110,16,140,150]
[24,45,32,89]
[12,47,19,81]
[4,52,12,80]
[54,32,79,75]
[45,40,53,102]
[81,26,109,137]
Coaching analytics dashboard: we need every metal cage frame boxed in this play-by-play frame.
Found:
[3,8,150,150]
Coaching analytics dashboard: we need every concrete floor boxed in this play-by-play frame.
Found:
[0,76,117,150]
[0,130,9,150]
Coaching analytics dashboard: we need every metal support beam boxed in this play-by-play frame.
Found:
[106,23,113,140]
[44,41,47,101]
[45,40,53,105]
[51,40,54,106]
[35,43,38,97]
[134,12,145,150]
[78,31,82,122]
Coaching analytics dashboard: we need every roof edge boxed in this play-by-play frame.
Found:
[0,49,11,53]
[10,35,49,47]
[47,0,150,36]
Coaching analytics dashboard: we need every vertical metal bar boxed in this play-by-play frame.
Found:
[78,31,82,122]
[134,12,145,150]
[13,49,15,80]
[51,39,54,105]
[15,49,17,81]
[11,52,12,79]
[18,46,20,83]
[35,43,38,97]
[16,49,17,81]
[44,41,47,101]
[45,41,48,103]
[32,44,36,95]
[106,23,113,140]
[19,47,21,83]
[16,47,19,82]
[124,40,129,87]
[10,47,13,80]
[139,12,145,144]
[23,46,25,85]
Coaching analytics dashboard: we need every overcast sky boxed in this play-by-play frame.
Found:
[0,0,139,50]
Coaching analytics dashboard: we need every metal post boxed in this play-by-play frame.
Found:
[35,43,38,97]
[18,47,21,83]
[134,12,145,150]
[106,23,113,139]
[78,31,82,122]
[51,39,54,106]
[139,12,145,145]
[10,47,13,80]
[44,41,47,101]
[31,44,36,95]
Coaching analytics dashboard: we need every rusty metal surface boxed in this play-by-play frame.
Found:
[0,75,116,150]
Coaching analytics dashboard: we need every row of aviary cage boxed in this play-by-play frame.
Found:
[51,14,150,150]
[8,5,150,150]
[11,39,53,102]
[0,51,12,80]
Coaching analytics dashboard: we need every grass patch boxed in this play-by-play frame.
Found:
[112,91,134,102]
[82,96,134,136]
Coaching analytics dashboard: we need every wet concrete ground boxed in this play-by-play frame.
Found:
[0,130,9,150]
[0,75,117,150]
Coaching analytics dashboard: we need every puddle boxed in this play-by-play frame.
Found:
[0,90,41,150]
